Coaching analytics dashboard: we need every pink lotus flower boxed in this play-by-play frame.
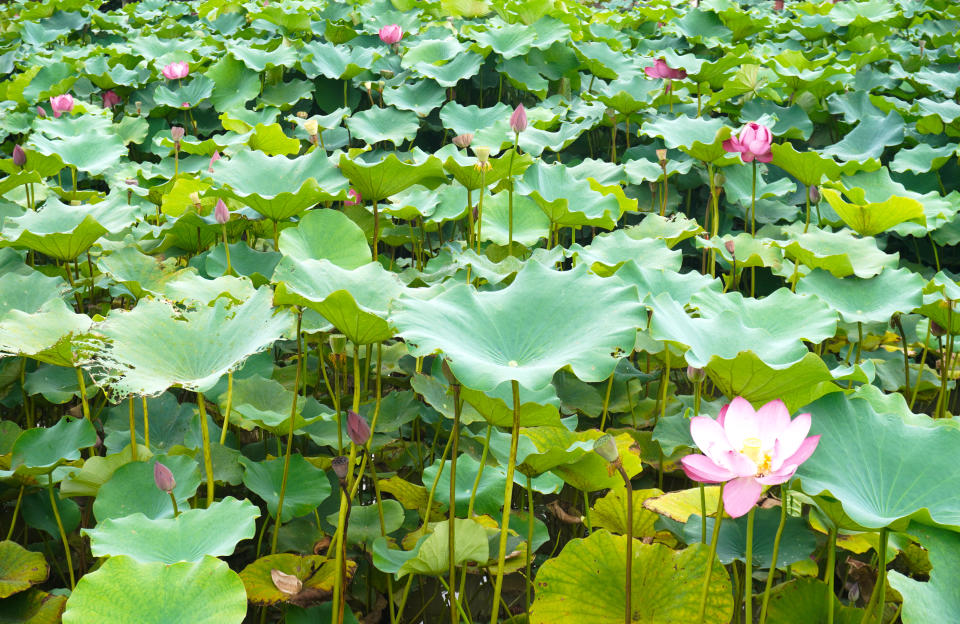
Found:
[214,198,230,224]
[345,188,362,205]
[681,397,819,518]
[378,24,403,45]
[723,122,773,163]
[644,59,687,80]
[510,104,527,134]
[208,150,221,173]
[101,90,121,108]
[49,94,74,118]
[162,61,190,80]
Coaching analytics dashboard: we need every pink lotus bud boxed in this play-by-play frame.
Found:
[214,198,230,224]
[808,185,820,204]
[452,133,473,149]
[154,462,176,493]
[12,145,26,168]
[36,106,46,118]
[49,94,74,118]
[208,150,221,173]
[774,0,784,8]
[181,102,190,108]
[725,239,736,257]
[510,104,527,134]
[101,90,121,108]
[347,410,371,446]
[378,24,403,45]
[162,61,190,80]
[345,188,362,206]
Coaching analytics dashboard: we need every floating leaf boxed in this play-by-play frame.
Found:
[0,541,48,599]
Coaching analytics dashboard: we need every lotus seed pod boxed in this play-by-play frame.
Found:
[331,455,349,480]
[593,434,620,463]
[687,366,706,383]
[473,146,491,163]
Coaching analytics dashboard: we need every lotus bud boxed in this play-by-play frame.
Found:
[378,24,403,45]
[687,365,706,383]
[36,105,46,118]
[304,119,319,137]
[329,333,347,355]
[808,185,820,204]
[271,569,302,596]
[919,40,926,56]
[510,104,527,134]
[189,191,202,210]
[931,321,947,337]
[154,462,176,493]
[656,149,668,166]
[774,0,784,9]
[593,434,620,463]
[347,410,371,446]
[296,111,308,119]
[724,239,736,257]
[135,101,142,115]
[208,150,221,173]
[473,146,491,163]
[452,133,473,149]
[215,198,229,224]
[12,145,26,168]
[331,455,349,481]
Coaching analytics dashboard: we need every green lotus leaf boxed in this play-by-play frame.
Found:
[206,55,259,112]
[706,352,839,413]
[203,243,281,286]
[0,587,66,622]
[571,41,635,80]
[153,75,215,109]
[625,213,704,247]
[821,187,924,237]
[822,111,904,163]
[0,541,48,599]
[0,270,90,366]
[58,445,141,499]
[796,267,924,324]
[277,209,370,269]
[888,522,960,624]
[421,454,506,517]
[571,231,681,276]
[240,454,332,522]
[683,506,817,568]
[518,428,642,491]
[415,51,484,87]
[11,417,96,473]
[439,102,512,138]
[615,262,721,307]
[337,152,446,203]
[213,149,347,221]
[517,161,623,229]
[347,107,420,147]
[239,553,348,606]
[85,497,258,563]
[442,146,532,192]
[220,375,323,434]
[796,392,960,530]
[385,183,469,223]
[396,518,490,577]
[272,258,404,344]
[889,142,958,174]
[326,500,404,547]
[394,262,645,392]
[778,224,898,279]
[61,555,247,624]
[468,19,536,58]
[230,41,299,72]
[383,80,446,117]
[639,115,734,163]
[595,77,658,116]
[259,79,314,111]
[530,531,733,624]
[23,365,96,404]
[92,455,200,522]
[762,578,864,624]
[770,142,860,187]
[78,287,291,400]
[247,123,301,157]
[459,384,562,428]
[27,116,127,175]
[299,41,373,79]
[479,191,551,246]
[591,487,663,538]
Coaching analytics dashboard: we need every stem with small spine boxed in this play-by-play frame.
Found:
[489,380,521,624]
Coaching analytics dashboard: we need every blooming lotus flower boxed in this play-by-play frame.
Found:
[154,462,176,493]
[510,104,527,134]
[378,24,403,45]
[347,410,371,446]
[214,198,230,224]
[49,94,74,118]
[162,61,190,80]
[12,145,26,168]
[345,188,362,206]
[101,90,121,109]
[644,59,687,80]
[208,150,221,173]
[723,122,773,163]
[681,397,820,518]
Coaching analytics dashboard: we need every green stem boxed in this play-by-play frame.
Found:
[271,312,302,554]
[219,372,233,445]
[750,161,757,298]
[525,474,534,617]
[221,225,232,275]
[75,368,91,421]
[142,397,150,449]
[508,134,518,251]
[128,398,138,461]
[758,489,789,624]
[5,484,24,540]
[825,524,837,624]
[744,507,756,624]
[599,371,615,431]
[697,483,725,624]
[196,391,215,507]
[489,380,521,624]
[449,383,462,624]
[617,465,634,624]
[373,200,380,261]
[71,165,77,201]
[804,190,811,233]
[476,170,486,251]
[855,322,864,365]
[858,528,887,624]
[169,491,180,517]
[48,473,75,589]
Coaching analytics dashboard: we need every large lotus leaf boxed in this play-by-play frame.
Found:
[778,225,898,279]
[337,153,446,203]
[213,149,347,221]
[639,115,734,163]
[27,116,126,175]
[796,393,960,530]
[383,80,446,117]
[890,142,958,174]
[396,519,490,577]
[79,287,290,400]
[706,352,839,413]
[0,588,67,623]
[153,75,215,110]
[822,111,904,163]
[0,541,48,598]
[206,56,259,112]
[683,506,817,568]
[416,52,484,88]
[530,531,733,624]
[10,417,95,473]
[394,262,645,392]
[58,445,141,498]
[92,456,201,522]
[796,268,924,324]
[591,487,663,538]
[276,209,369,269]
[821,188,924,237]
[770,142,860,186]
[272,258,404,345]
[517,428,642,491]
[442,147,533,192]
[763,578,865,624]
[300,41,374,79]
[247,123,301,157]
[478,192,550,246]
[84,497,258,564]
[571,231,682,276]
[459,384,562,428]
[61,555,247,624]
[240,553,349,606]
[888,522,960,624]
[650,289,836,368]
[625,214,704,248]
[468,19,536,58]
[421,454,506,517]
[347,107,420,147]
[439,102,512,137]
[516,161,623,229]
[326,499,404,547]
[0,271,90,365]
[240,454,331,523]
[615,262,721,307]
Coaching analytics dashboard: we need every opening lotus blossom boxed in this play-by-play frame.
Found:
[345,188,362,206]
[644,58,687,80]
[378,24,402,45]
[722,121,773,163]
[162,61,190,80]
[681,397,820,517]
[49,94,74,118]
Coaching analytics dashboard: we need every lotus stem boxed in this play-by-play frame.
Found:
[75,368,90,421]
[583,490,592,532]
[128,398,138,461]
[825,524,838,624]
[449,381,462,624]
[750,161,757,298]
[71,165,77,201]
[219,372,233,445]
[508,135,518,251]
[169,491,180,518]
[697,482,725,624]
[271,313,302,554]
[332,341,362,624]
[48,473,75,589]
[373,200,380,261]
[489,380,521,624]
[600,371,615,431]
[5,484,24,540]
[196,391,215,507]
[891,315,912,404]
[525,474,535,616]
[744,507,756,623]
[910,322,931,410]
[142,397,150,449]
[272,220,279,251]
[929,233,941,272]
[854,322,864,365]
[221,225,232,275]
[616,464,634,624]
[758,488,789,624]
[858,528,887,624]
[476,170,486,251]
[804,189,811,233]
[459,423,493,599]
[938,302,953,419]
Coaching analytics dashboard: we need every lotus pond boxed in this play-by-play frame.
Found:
[2,0,960,622]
